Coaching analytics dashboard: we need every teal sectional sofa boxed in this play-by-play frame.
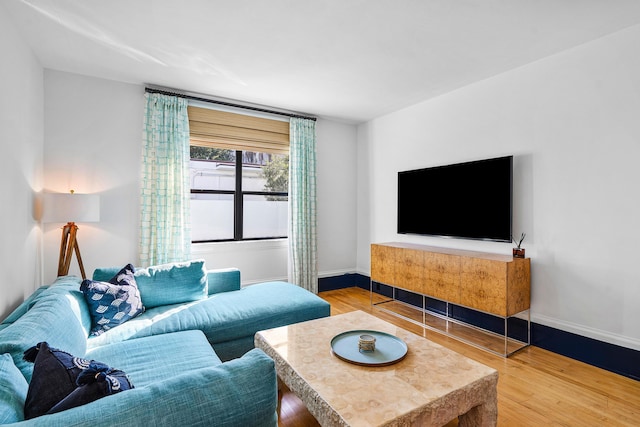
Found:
[0,260,331,426]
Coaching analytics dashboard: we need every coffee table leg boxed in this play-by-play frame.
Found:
[457,396,497,427]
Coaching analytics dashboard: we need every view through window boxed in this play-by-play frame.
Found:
[190,146,289,242]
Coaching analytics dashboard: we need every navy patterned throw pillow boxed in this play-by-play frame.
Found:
[22,342,133,419]
[23,342,89,419]
[80,264,145,336]
[47,361,133,415]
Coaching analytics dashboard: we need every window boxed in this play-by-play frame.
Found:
[188,106,289,242]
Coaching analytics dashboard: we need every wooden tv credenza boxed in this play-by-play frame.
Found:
[370,242,531,356]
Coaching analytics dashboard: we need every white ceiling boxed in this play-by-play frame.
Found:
[4,0,640,123]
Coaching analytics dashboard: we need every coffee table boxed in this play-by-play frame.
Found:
[255,310,498,427]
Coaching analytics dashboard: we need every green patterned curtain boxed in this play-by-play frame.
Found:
[139,93,191,266]
[288,118,318,293]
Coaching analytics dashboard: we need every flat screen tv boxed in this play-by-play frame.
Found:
[397,155,512,242]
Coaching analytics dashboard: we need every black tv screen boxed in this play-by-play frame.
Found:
[397,156,513,242]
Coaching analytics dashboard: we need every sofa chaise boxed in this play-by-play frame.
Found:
[0,260,331,426]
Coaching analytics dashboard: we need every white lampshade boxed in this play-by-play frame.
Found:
[42,192,100,223]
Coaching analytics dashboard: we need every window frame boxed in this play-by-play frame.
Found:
[190,149,289,243]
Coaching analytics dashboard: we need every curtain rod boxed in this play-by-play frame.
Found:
[144,87,316,121]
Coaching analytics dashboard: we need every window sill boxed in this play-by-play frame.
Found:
[191,238,288,254]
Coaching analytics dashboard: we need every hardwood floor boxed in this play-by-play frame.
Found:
[277,287,640,427]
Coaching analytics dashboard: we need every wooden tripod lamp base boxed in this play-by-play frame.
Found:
[57,222,87,279]
[43,191,100,280]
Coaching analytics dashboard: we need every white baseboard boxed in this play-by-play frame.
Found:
[318,268,357,278]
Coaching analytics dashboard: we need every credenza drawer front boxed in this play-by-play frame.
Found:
[371,244,395,285]
[460,258,508,316]
[424,252,460,303]
[395,248,425,293]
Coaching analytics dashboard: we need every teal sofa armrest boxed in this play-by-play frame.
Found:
[0,291,89,382]
[1,286,49,325]
[14,349,277,427]
[207,268,241,295]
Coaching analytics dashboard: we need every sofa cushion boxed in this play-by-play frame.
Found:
[80,264,145,336]
[198,281,331,360]
[94,260,208,309]
[0,293,88,382]
[92,267,123,283]
[157,281,330,343]
[86,330,221,387]
[20,348,277,427]
[38,276,93,336]
[86,281,331,359]
[0,353,28,424]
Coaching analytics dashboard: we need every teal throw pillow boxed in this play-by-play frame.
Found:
[80,264,145,336]
[134,259,208,308]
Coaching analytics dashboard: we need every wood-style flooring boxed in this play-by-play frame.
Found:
[277,287,640,427]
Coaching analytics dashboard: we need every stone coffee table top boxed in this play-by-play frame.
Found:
[255,310,498,427]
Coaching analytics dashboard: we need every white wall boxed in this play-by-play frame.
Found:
[317,120,358,278]
[357,24,640,350]
[43,70,359,286]
[43,71,143,282]
[0,9,44,319]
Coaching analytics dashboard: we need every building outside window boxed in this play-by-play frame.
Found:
[190,146,289,242]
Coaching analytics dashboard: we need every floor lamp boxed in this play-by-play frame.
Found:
[43,191,100,279]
